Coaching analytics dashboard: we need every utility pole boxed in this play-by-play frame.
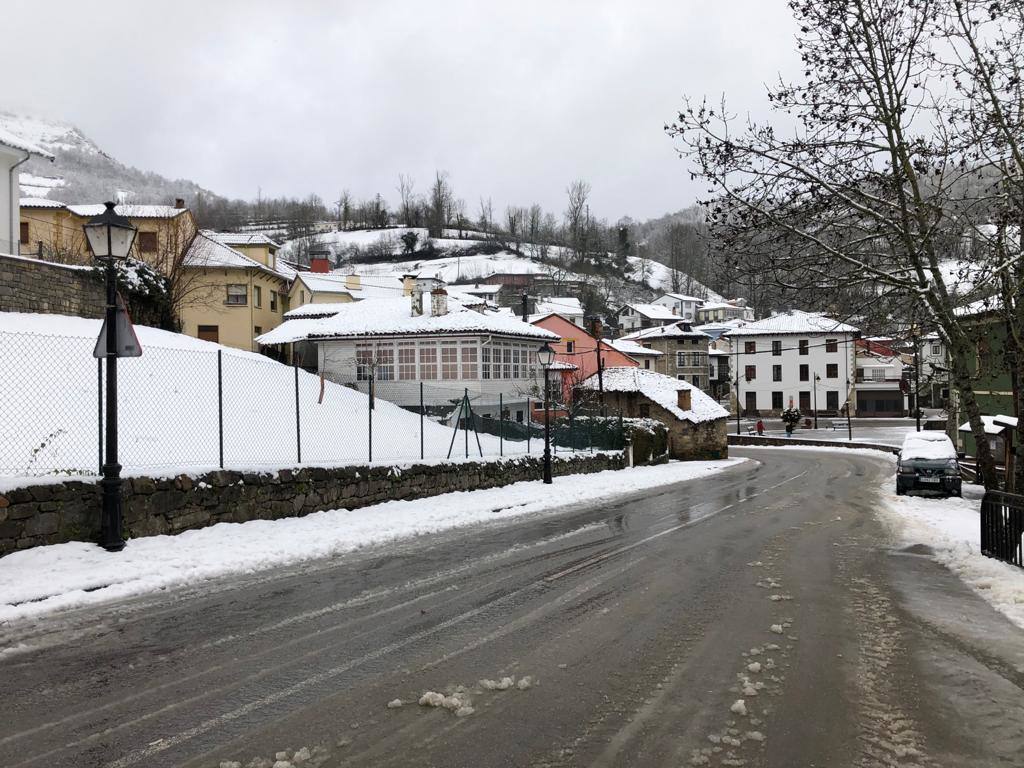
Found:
[521,292,529,323]
[589,316,605,415]
[914,333,922,432]
[813,373,820,429]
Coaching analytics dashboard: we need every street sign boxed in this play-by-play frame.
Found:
[93,293,143,358]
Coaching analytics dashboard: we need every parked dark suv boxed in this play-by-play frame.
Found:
[896,433,962,497]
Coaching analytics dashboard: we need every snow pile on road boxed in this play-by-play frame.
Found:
[878,484,1024,629]
[0,457,747,624]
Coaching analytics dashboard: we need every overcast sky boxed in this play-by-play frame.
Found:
[4,0,799,222]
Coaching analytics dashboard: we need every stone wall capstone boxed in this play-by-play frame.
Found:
[0,453,625,557]
[0,253,104,318]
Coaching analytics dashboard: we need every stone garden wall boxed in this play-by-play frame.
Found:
[0,453,625,556]
[0,253,104,318]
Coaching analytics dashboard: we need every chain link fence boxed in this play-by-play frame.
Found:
[0,328,626,479]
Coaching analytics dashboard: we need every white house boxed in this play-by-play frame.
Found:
[651,293,704,322]
[918,332,949,408]
[607,337,663,370]
[257,278,558,421]
[534,296,585,324]
[616,302,684,333]
[854,351,908,417]
[1,127,53,255]
[695,299,755,323]
[723,310,859,416]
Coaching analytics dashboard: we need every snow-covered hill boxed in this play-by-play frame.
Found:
[0,112,213,205]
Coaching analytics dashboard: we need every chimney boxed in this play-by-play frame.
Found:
[174,197,185,209]
[310,256,330,273]
[672,306,678,315]
[345,273,362,290]
[677,388,692,412]
[521,293,529,322]
[401,274,416,296]
[431,287,448,316]
[411,286,423,316]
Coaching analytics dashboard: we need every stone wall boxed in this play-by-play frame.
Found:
[727,434,899,455]
[0,253,104,318]
[0,453,625,556]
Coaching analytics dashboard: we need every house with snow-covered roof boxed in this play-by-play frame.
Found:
[619,321,712,390]
[257,278,558,420]
[651,293,704,322]
[615,302,684,333]
[696,299,755,323]
[723,310,859,417]
[578,367,729,460]
[2,128,52,255]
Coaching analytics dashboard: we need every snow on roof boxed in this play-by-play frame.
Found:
[284,302,352,319]
[607,338,663,357]
[661,293,705,302]
[620,303,681,320]
[257,297,559,345]
[723,310,858,336]
[708,349,730,356]
[958,415,1016,435]
[901,431,957,460]
[620,321,710,341]
[547,361,578,371]
[294,273,357,295]
[536,297,584,316]
[205,231,280,248]
[580,367,727,424]
[0,126,53,158]
[183,232,289,280]
[699,301,746,311]
[448,283,503,295]
[19,197,65,208]
[66,203,189,219]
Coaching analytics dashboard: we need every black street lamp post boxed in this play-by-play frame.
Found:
[84,202,137,552]
[813,373,820,429]
[537,341,556,484]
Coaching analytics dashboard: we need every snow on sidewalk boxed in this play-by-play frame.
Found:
[877,483,1024,630]
[0,459,747,625]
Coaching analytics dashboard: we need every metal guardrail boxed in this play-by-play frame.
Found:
[981,490,1024,569]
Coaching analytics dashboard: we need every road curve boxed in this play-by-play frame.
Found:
[1,448,1022,768]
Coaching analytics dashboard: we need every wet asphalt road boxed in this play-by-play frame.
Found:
[1,448,1023,768]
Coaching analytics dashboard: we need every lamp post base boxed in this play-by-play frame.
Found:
[100,464,125,552]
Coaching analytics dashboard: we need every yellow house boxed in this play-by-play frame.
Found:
[19,199,197,270]
[287,271,359,308]
[180,232,291,352]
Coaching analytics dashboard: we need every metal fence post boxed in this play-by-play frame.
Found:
[294,362,302,464]
[97,358,103,475]
[217,350,224,469]
[369,373,374,464]
[499,392,503,457]
[420,382,425,461]
[527,397,531,454]
[464,388,469,459]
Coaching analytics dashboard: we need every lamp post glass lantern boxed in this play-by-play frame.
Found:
[85,202,137,552]
[537,342,556,484]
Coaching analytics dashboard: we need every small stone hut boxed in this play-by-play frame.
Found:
[580,367,729,460]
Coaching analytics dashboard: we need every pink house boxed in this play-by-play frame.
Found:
[531,313,639,405]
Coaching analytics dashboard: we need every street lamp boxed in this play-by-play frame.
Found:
[537,341,556,484]
[84,201,137,552]
[813,373,820,429]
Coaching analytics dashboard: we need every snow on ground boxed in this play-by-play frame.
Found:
[0,458,747,624]
[624,256,724,301]
[0,312,526,479]
[877,483,1024,630]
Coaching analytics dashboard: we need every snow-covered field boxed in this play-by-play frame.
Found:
[878,483,1024,630]
[0,312,526,479]
[0,458,747,625]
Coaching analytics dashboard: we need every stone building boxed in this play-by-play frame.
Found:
[618,321,712,390]
[579,367,729,460]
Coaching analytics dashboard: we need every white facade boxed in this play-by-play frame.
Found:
[726,312,859,416]
[652,293,702,321]
[617,302,682,332]
[0,129,52,255]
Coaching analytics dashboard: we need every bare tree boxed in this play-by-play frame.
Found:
[397,174,416,227]
[505,206,526,251]
[668,0,1024,487]
[429,171,452,238]
[565,180,591,259]
[478,196,494,238]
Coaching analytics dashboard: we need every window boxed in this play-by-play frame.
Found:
[772,340,782,356]
[565,340,575,353]
[644,359,651,369]
[931,343,941,356]
[826,363,838,379]
[481,346,491,379]
[799,364,809,381]
[799,339,809,355]
[516,410,524,423]
[398,343,416,379]
[461,343,478,379]
[744,392,757,414]
[441,343,459,379]
[356,345,373,381]
[639,404,651,418]
[138,231,158,253]
[376,346,394,380]
[676,351,688,368]
[871,367,886,381]
[502,346,512,379]
[826,391,839,410]
[772,391,784,410]
[270,291,278,312]
[799,391,811,410]
[745,341,756,354]
[744,365,756,381]
[772,364,782,382]
[825,338,838,353]
[197,325,219,343]
[692,376,702,389]
[512,347,522,379]
[419,346,437,380]
[677,375,687,382]
[254,325,261,336]
[253,285,262,308]
[19,221,29,244]
[226,284,247,305]
[300,290,305,304]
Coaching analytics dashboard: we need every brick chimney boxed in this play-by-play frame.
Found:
[431,287,448,316]
[174,197,185,209]
[310,256,330,273]
[677,388,692,411]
